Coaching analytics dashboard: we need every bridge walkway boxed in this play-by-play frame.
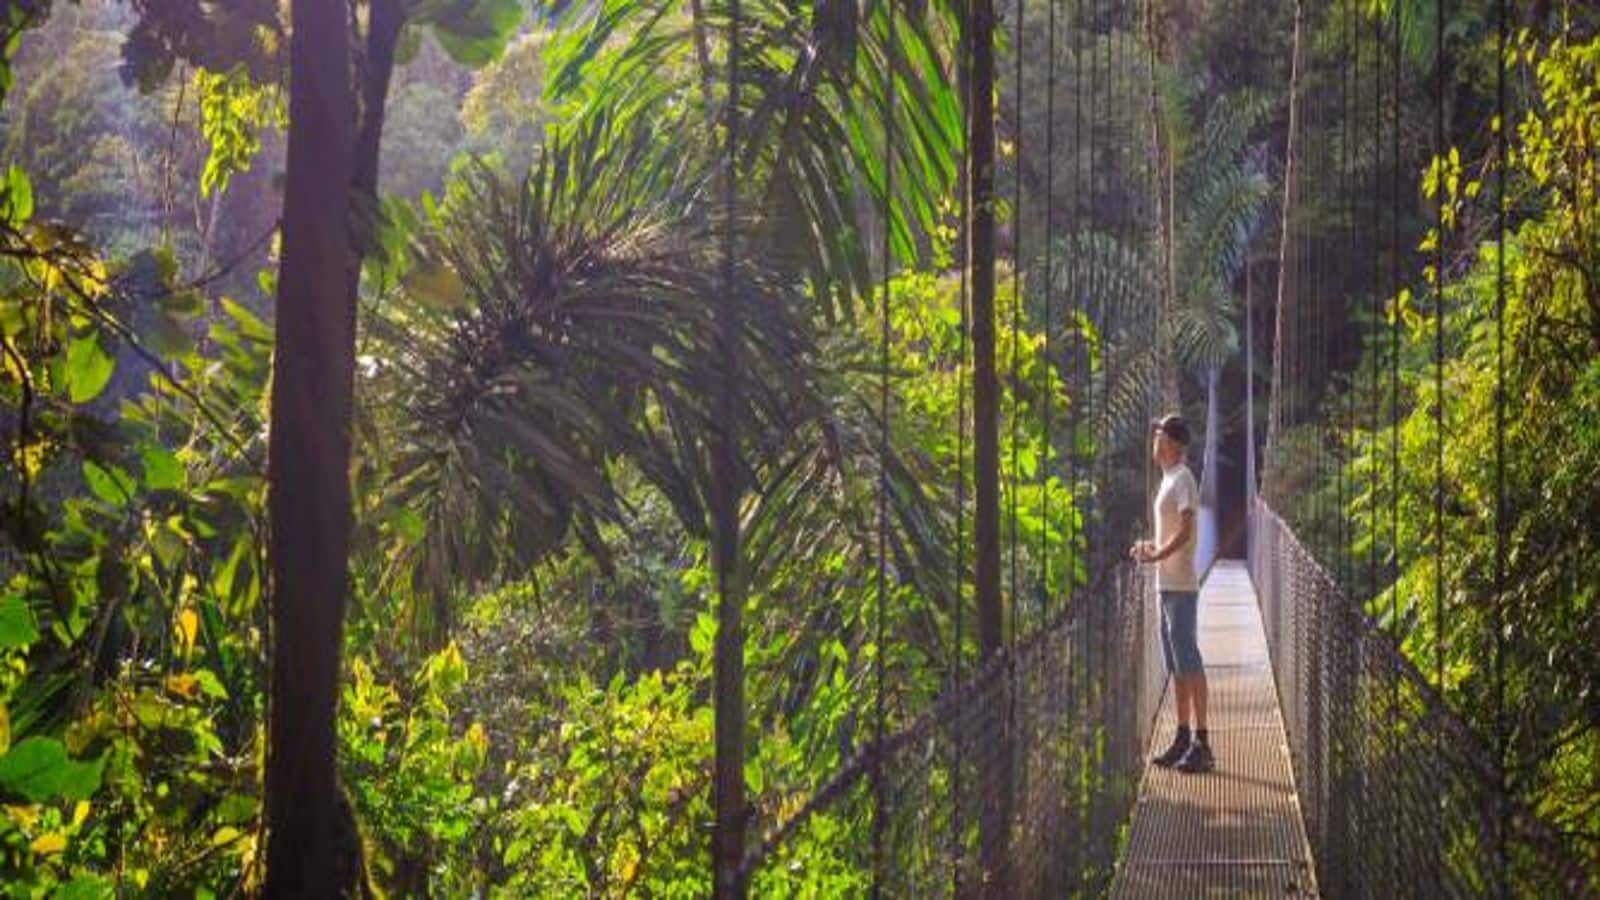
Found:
[1108,561,1319,898]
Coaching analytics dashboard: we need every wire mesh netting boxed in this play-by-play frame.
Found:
[740,565,1163,897]
[1248,502,1597,899]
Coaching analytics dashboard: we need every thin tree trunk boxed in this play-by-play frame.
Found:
[711,4,747,896]
[354,0,405,205]
[194,184,225,276]
[1269,0,1302,456]
[1145,0,1180,410]
[968,0,1001,703]
[687,0,717,113]
[263,0,357,894]
[967,0,1009,889]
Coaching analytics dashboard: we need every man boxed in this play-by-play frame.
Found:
[1130,414,1212,774]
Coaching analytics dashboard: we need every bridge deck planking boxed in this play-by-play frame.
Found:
[1109,562,1319,899]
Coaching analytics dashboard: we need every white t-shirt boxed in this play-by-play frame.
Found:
[1154,463,1200,591]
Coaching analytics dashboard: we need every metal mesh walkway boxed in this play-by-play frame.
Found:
[1109,561,1319,899]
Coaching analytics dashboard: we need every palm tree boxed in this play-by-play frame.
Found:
[364,112,822,633]
[536,7,966,892]
[1047,88,1272,556]
[358,2,969,885]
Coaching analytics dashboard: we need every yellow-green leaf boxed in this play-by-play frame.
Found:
[28,831,67,855]
[64,335,115,403]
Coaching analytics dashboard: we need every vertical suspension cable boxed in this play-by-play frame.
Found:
[1085,0,1098,594]
[1070,0,1090,878]
[1365,5,1385,875]
[1042,0,1059,620]
[1010,0,1026,644]
[1389,0,1402,642]
[1368,0,1382,618]
[1335,0,1349,590]
[1388,4,1403,884]
[1320,36,1334,571]
[871,1,898,892]
[1069,0,1084,618]
[1343,0,1359,598]
[1432,0,1447,698]
[1317,49,1333,571]
[1142,0,1155,543]
[1005,3,1026,883]
[1492,0,1509,889]
[1089,0,1109,875]
[1335,0,1350,593]
[952,0,973,889]
[1431,0,1449,880]
[1301,33,1316,557]
[1088,0,1105,818]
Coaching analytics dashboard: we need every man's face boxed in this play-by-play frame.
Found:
[1152,429,1179,466]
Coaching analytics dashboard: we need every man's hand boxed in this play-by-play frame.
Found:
[1129,540,1153,563]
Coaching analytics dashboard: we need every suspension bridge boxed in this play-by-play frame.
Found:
[702,0,1600,894]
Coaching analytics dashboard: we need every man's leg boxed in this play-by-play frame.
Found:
[1152,592,1191,767]
[1171,590,1213,772]
[1175,677,1192,729]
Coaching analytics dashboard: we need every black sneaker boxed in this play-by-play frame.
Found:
[1151,733,1190,768]
[1176,741,1215,774]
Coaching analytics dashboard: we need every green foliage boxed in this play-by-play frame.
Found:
[415,0,526,68]
[195,66,283,198]
[12,0,1592,893]
[341,645,490,895]
[1313,29,1600,871]
[0,737,104,802]
[544,0,963,314]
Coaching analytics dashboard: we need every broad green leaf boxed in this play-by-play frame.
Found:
[1,165,32,223]
[423,0,524,68]
[64,336,115,403]
[221,297,272,343]
[0,737,105,803]
[194,669,229,700]
[0,594,39,651]
[140,445,182,491]
[81,460,134,507]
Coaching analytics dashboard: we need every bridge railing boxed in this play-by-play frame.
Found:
[1248,501,1595,898]
[739,565,1163,897]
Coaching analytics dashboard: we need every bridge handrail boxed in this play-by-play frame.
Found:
[738,563,1164,895]
[1250,499,1596,896]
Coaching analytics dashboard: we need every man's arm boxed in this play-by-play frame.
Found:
[1146,508,1194,562]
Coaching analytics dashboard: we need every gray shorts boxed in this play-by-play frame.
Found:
[1159,590,1204,676]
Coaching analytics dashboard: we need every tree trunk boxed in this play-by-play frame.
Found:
[1146,0,1181,411]
[711,6,747,897]
[968,0,1002,707]
[1268,0,1303,459]
[967,0,1009,890]
[263,0,357,895]
[354,0,405,205]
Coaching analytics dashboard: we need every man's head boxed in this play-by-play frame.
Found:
[1151,414,1190,468]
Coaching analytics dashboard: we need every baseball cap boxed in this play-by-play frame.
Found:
[1152,414,1191,446]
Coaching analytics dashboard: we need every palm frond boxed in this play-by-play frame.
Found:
[363,111,820,640]
[544,0,963,318]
